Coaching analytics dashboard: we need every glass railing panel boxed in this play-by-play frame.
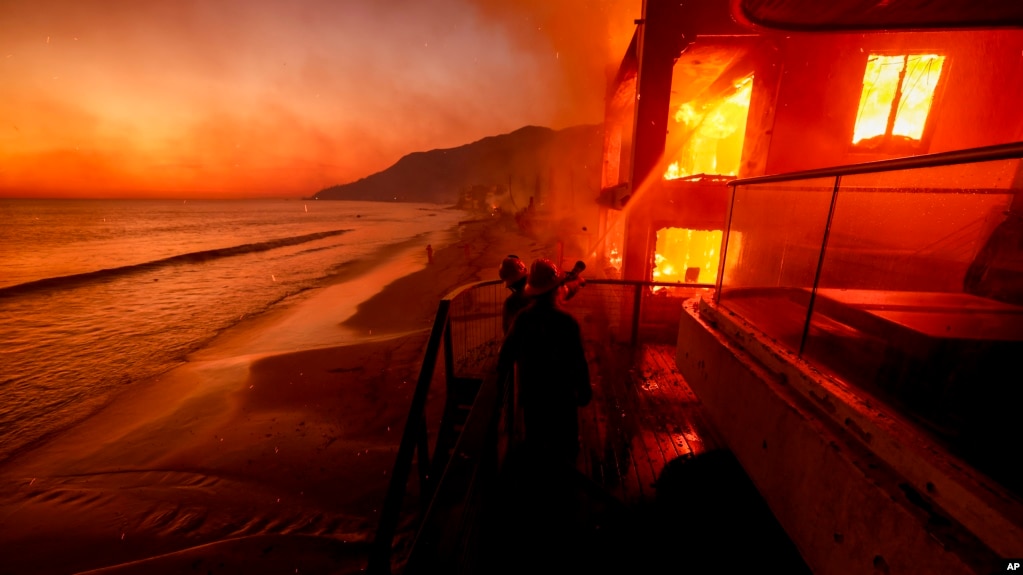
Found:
[823,162,1017,292]
[797,159,1022,493]
[800,162,1018,393]
[718,177,836,353]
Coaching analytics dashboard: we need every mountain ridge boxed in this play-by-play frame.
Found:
[313,124,603,205]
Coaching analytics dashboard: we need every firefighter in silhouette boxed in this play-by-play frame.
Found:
[497,258,592,464]
[499,254,530,334]
[485,258,598,574]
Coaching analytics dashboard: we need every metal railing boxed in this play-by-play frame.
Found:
[724,141,1023,188]
[368,278,714,574]
[367,279,503,575]
[719,139,1022,372]
[399,368,514,574]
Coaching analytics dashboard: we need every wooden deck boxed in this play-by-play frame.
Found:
[577,341,723,506]
[474,340,810,575]
[389,285,811,574]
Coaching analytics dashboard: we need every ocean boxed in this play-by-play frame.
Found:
[0,198,464,466]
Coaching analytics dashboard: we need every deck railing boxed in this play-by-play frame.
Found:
[720,140,1023,495]
[368,278,714,574]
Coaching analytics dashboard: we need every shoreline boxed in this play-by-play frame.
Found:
[0,220,455,472]
[0,213,549,575]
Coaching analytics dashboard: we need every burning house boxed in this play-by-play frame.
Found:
[596,0,1023,572]
[599,1,1023,287]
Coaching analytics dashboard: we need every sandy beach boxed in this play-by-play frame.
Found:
[0,213,551,575]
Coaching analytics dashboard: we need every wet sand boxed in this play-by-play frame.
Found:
[0,214,549,575]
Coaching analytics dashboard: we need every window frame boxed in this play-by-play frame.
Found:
[850,50,949,155]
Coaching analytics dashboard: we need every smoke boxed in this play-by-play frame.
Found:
[1,0,642,198]
[459,1,640,267]
[467,0,641,129]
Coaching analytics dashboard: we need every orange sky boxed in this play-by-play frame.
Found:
[0,0,639,199]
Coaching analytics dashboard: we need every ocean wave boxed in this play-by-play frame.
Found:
[0,229,352,297]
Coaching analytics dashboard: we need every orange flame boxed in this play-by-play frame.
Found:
[664,76,753,180]
[652,227,722,286]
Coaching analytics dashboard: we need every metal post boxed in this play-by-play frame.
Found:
[631,282,643,345]
[368,300,451,575]
[800,175,842,357]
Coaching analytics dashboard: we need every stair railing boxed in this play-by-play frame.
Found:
[368,279,503,574]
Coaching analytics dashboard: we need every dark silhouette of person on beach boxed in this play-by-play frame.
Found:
[498,254,529,334]
[425,244,433,264]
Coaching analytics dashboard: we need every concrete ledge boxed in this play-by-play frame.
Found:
[675,296,1022,574]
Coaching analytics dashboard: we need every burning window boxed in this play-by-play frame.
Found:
[664,75,753,180]
[652,227,722,286]
[852,54,945,151]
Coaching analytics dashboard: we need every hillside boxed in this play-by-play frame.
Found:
[313,124,603,206]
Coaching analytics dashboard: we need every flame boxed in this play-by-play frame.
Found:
[609,244,622,269]
[853,54,944,146]
[674,102,701,127]
[664,75,753,180]
[652,227,723,287]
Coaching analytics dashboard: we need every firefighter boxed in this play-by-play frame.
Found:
[498,254,530,334]
[497,257,592,465]
[489,258,595,570]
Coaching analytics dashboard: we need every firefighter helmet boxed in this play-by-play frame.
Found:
[524,258,563,296]
[498,255,527,286]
